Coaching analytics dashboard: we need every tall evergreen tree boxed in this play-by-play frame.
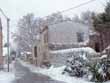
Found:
[93,2,110,26]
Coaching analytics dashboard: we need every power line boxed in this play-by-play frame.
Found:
[59,0,96,13]
[43,0,96,19]
[0,8,8,19]
[44,0,97,26]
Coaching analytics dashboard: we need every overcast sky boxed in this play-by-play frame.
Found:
[0,0,107,46]
[0,0,107,18]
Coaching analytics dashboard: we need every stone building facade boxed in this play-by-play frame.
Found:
[32,21,90,67]
[48,21,90,50]
[32,26,50,67]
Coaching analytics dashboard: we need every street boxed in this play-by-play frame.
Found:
[12,60,65,83]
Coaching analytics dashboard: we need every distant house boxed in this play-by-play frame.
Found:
[48,21,90,50]
[0,18,3,69]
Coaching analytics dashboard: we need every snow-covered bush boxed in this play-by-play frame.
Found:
[62,48,110,82]
[86,61,109,82]
[50,47,97,67]
[85,54,110,83]
[62,50,88,77]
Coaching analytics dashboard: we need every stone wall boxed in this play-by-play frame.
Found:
[32,26,50,67]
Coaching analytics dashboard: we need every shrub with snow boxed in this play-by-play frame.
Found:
[62,51,88,77]
[85,55,110,83]
[87,62,109,82]
[62,48,110,83]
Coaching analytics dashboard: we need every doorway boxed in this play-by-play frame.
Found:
[34,46,37,57]
[34,46,37,64]
[95,42,100,52]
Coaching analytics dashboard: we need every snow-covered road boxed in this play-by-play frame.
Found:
[12,60,65,83]
[20,59,110,83]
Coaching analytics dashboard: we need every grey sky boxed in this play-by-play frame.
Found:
[0,0,106,18]
[0,0,107,46]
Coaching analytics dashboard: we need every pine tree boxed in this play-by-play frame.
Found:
[93,2,110,26]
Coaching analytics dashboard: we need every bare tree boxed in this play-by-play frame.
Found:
[46,12,64,25]
[13,13,71,52]
[13,13,42,52]
[81,11,94,25]
[72,11,94,25]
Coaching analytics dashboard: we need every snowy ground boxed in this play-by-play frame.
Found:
[19,60,96,83]
[0,48,15,83]
[0,61,15,83]
[20,60,110,83]
[19,46,110,83]
[0,71,15,83]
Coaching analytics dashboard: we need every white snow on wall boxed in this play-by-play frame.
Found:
[50,47,97,67]
[50,47,96,54]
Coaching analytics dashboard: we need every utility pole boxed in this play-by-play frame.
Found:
[7,18,10,72]
[0,8,10,72]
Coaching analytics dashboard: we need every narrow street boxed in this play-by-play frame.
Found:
[12,60,65,83]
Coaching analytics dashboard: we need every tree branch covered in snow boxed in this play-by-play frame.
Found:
[13,13,72,52]
[13,13,41,51]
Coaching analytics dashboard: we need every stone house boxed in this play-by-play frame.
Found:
[48,21,90,50]
[32,26,50,67]
[32,21,91,67]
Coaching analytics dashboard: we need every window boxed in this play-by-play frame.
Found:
[77,32,84,42]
